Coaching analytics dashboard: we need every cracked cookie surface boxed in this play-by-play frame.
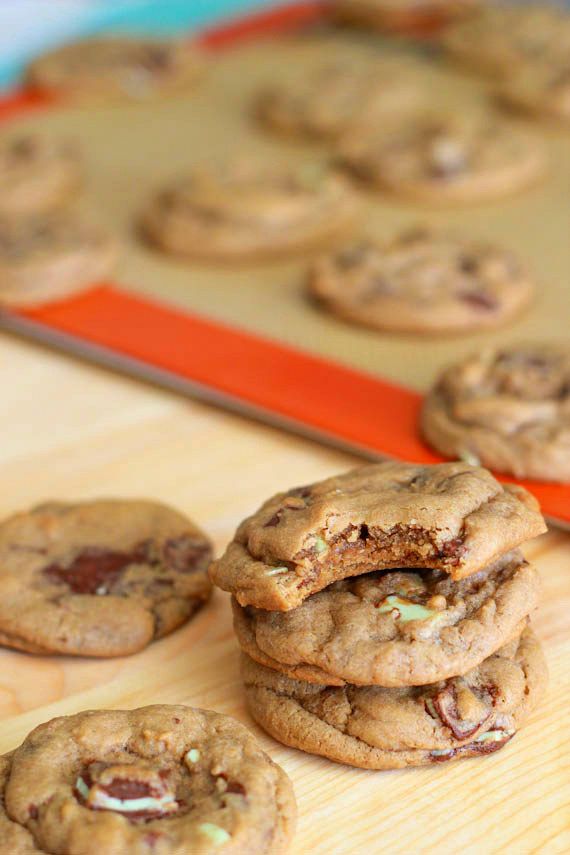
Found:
[243,626,546,769]
[257,60,422,141]
[0,499,212,656]
[0,213,117,307]
[26,37,203,103]
[210,461,546,611]
[234,550,539,686]
[308,227,533,334]
[338,113,545,204]
[142,160,360,262]
[1,705,296,854]
[0,134,80,220]
[422,344,570,482]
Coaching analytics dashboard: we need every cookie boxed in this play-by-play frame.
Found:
[1,705,296,853]
[0,213,117,307]
[308,227,534,334]
[243,626,547,769]
[0,134,81,220]
[142,161,361,263]
[256,60,422,141]
[234,549,539,687]
[25,36,203,104]
[498,59,570,127]
[209,461,546,611]
[0,755,40,853]
[443,5,570,79]
[338,114,545,204]
[332,0,479,33]
[422,344,570,482]
[0,499,213,656]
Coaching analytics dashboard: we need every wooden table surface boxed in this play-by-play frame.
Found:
[0,331,568,854]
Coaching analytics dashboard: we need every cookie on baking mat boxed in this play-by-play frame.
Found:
[0,213,117,307]
[422,344,570,482]
[141,160,361,263]
[338,113,545,204]
[308,227,534,334]
[209,461,546,611]
[242,626,547,769]
[0,705,296,853]
[498,59,570,127]
[442,4,570,78]
[256,60,423,141]
[0,134,81,220]
[232,550,540,687]
[0,500,213,656]
[25,37,204,104]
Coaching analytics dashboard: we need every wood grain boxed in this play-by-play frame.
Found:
[0,332,567,854]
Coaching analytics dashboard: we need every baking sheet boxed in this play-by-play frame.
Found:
[5,31,569,391]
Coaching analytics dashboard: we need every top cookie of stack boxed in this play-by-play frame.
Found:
[211,461,544,611]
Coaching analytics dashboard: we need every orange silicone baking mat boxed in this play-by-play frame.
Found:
[1,3,569,523]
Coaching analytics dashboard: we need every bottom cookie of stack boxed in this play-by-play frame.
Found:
[242,627,547,770]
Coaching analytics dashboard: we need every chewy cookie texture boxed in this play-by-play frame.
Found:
[0,705,296,854]
[422,344,570,482]
[209,461,547,770]
[242,626,547,769]
[308,228,534,335]
[210,461,545,611]
[141,160,360,263]
[0,499,213,656]
[232,549,539,687]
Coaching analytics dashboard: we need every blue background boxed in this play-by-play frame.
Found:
[0,1,282,89]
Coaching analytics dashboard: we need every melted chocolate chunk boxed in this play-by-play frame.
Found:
[102,778,157,801]
[43,544,148,594]
[432,684,491,739]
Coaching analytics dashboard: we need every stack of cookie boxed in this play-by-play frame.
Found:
[211,461,548,769]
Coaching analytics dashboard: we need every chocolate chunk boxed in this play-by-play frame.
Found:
[43,544,148,594]
[432,684,491,739]
[103,778,156,801]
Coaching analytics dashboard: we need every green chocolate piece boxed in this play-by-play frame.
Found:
[198,823,231,845]
[376,595,438,622]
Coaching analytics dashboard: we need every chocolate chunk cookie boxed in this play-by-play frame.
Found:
[422,344,570,482]
[498,59,570,127]
[1,705,296,853]
[331,0,480,33]
[308,228,534,334]
[141,161,361,263]
[210,461,545,611]
[443,4,570,79]
[338,114,545,204]
[26,37,203,104]
[0,499,213,656]
[0,755,42,853]
[243,626,547,769]
[0,213,117,307]
[0,134,81,220]
[233,549,540,686]
[256,60,422,141]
